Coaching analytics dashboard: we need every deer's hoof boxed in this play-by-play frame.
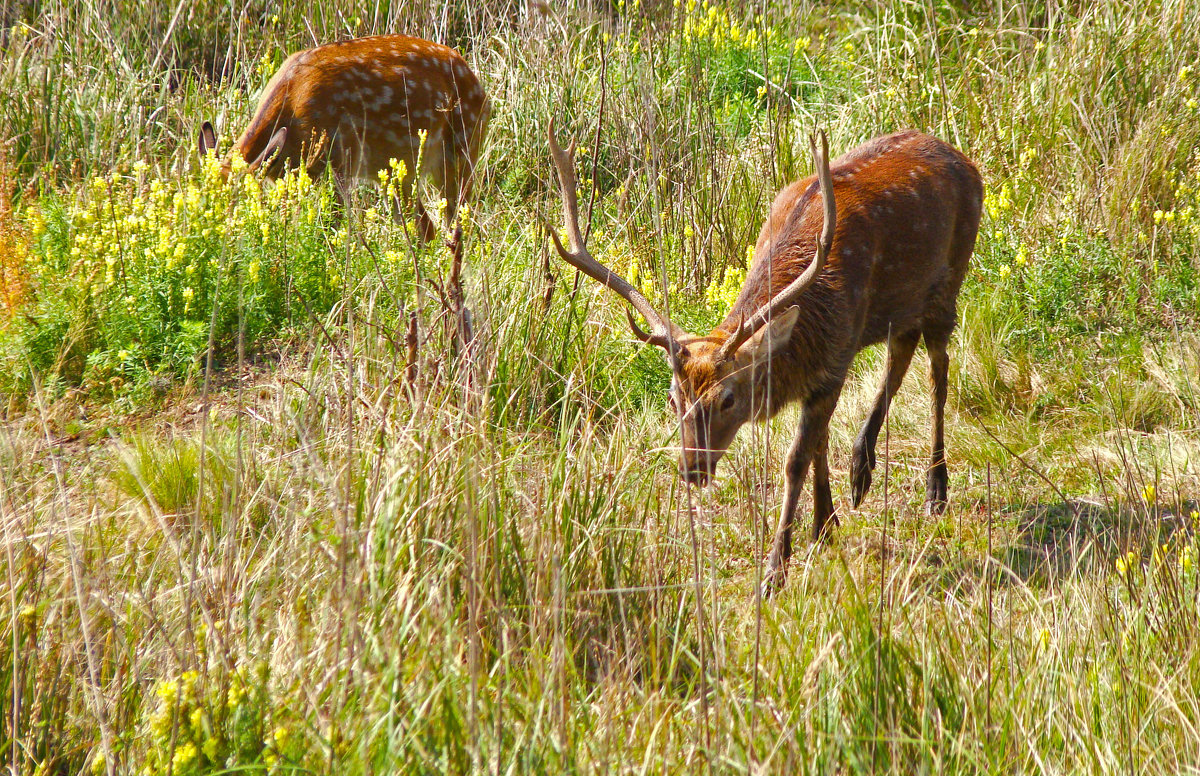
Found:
[926,471,948,515]
[759,563,788,599]
[850,451,873,508]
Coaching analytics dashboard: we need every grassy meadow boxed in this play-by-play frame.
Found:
[2,0,1200,772]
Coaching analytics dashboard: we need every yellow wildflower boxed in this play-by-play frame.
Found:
[172,742,198,769]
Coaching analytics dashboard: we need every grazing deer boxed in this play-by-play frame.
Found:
[198,34,490,239]
[547,122,982,593]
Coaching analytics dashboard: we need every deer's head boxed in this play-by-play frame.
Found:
[196,120,289,180]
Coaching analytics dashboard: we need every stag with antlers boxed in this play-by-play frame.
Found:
[547,121,982,593]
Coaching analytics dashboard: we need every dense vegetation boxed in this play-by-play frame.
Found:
[2,0,1198,772]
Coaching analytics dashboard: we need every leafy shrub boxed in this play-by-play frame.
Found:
[2,157,346,398]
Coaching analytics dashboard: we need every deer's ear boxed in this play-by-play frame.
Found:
[738,305,799,362]
[250,126,288,170]
[198,121,218,157]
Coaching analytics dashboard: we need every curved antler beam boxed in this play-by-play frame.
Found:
[546,118,685,361]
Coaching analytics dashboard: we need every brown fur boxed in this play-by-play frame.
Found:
[200,34,490,233]
[668,130,982,593]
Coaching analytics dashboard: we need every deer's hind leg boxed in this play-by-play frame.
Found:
[923,325,952,514]
[849,328,921,507]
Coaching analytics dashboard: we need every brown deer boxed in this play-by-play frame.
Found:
[547,122,982,593]
[198,34,490,239]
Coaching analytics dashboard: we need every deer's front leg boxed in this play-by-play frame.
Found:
[762,387,841,596]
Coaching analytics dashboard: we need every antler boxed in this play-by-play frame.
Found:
[547,118,685,359]
[718,129,836,361]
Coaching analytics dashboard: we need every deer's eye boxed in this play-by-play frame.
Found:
[720,390,736,412]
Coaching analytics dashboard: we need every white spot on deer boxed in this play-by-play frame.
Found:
[454,62,470,78]
[378,85,393,104]
[393,65,407,77]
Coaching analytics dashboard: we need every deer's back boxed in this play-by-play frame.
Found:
[728,130,982,348]
[236,35,489,180]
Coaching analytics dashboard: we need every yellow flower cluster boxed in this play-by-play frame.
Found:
[704,249,749,310]
[57,155,319,302]
[679,0,772,54]
[983,182,1013,221]
[20,152,342,383]
[136,663,293,776]
[377,157,411,201]
[1115,534,1198,579]
[1149,158,1200,241]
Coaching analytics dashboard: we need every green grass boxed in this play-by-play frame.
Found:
[2,0,1200,773]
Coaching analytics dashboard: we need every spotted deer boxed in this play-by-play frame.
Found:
[198,34,490,239]
[547,123,982,593]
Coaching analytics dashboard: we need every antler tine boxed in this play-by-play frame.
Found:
[547,119,684,355]
[719,128,836,361]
